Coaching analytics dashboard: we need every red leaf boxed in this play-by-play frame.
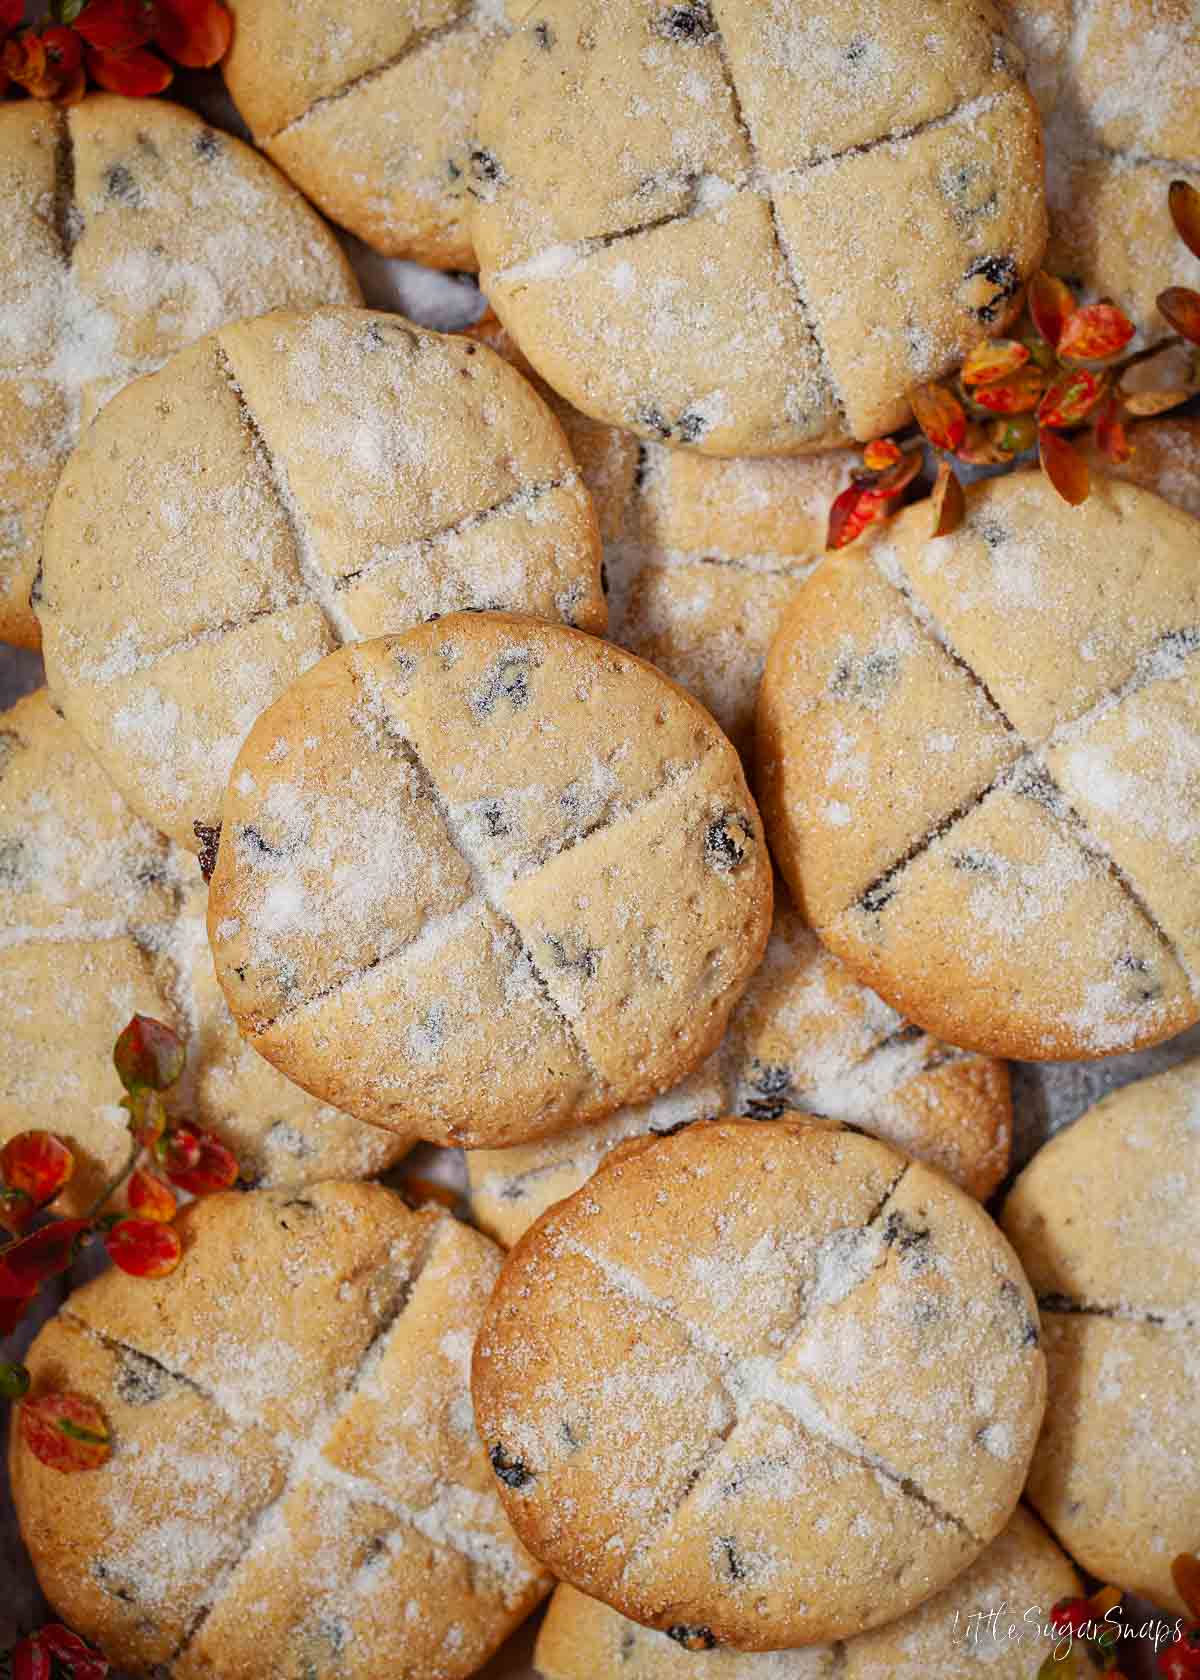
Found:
[0,1295,31,1335]
[911,383,966,453]
[826,483,889,551]
[1,1219,91,1293]
[1028,270,1076,349]
[1122,387,1194,417]
[0,1187,36,1238]
[1040,428,1090,506]
[960,338,1029,387]
[1038,367,1108,428]
[164,1128,238,1195]
[1095,397,1133,464]
[104,1217,182,1279]
[971,366,1045,414]
[1,1131,75,1206]
[1158,287,1200,345]
[113,1015,185,1096]
[156,1124,200,1175]
[20,1393,112,1472]
[12,1637,51,1680]
[863,438,902,472]
[38,1624,110,1676]
[127,1168,176,1223]
[73,0,154,51]
[1057,302,1135,363]
[84,41,173,93]
[872,449,923,500]
[1169,179,1200,262]
[0,0,23,34]
[152,0,231,66]
[930,460,965,537]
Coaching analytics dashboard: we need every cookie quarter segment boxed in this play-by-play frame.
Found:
[208,616,773,1148]
[471,0,1046,455]
[0,689,408,1212]
[757,470,1200,1060]
[0,95,360,652]
[1003,1059,1200,1615]
[38,308,605,851]
[472,1116,1046,1651]
[222,0,512,268]
[10,1183,549,1679]
[534,1504,1081,1678]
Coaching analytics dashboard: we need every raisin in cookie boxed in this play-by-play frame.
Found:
[758,469,1200,1060]
[1001,0,1200,338]
[222,0,515,268]
[1003,1060,1200,1614]
[0,690,407,1213]
[536,1503,1080,1677]
[208,616,773,1148]
[471,0,1047,456]
[10,1183,549,1679]
[470,312,860,752]
[473,1116,1046,1649]
[468,891,1011,1247]
[38,307,604,852]
[0,95,359,653]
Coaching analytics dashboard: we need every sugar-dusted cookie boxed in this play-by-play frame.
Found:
[208,616,773,1148]
[468,893,1011,1247]
[38,308,604,851]
[536,1503,1080,1678]
[0,690,407,1213]
[0,95,360,652]
[758,469,1200,1060]
[222,0,514,268]
[1001,0,1200,337]
[1003,1060,1200,1614]
[470,313,861,752]
[473,1116,1046,1649]
[10,1183,549,1678]
[471,0,1047,456]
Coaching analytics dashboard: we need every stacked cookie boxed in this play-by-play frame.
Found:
[4,1,1200,1677]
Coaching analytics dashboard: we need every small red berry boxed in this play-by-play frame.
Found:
[104,1217,182,1280]
[1051,1596,1095,1635]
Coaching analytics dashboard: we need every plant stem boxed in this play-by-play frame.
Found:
[84,1139,141,1223]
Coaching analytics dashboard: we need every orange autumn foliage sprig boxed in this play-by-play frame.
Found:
[0,1014,237,1473]
[0,0,231,104]
[1032,1554,1200,1679]
[827,179,1200,551]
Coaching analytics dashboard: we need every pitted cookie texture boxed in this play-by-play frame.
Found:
[10,1184,548,1679]
[0,690,408,1212]
[758,469,1200,1059]
[472,0,1046,455]
[38,308,604,850]
[0,95,359,651]
[1003,1059,1200,1615]
[208,615,773,1148]
[472,1116,1046,1649]
[534,1504,1080,1678]
[468,892,1012,1248]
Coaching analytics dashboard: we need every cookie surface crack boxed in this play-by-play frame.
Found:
[213,341,356,649]
[261,4,478,143]
[1038,1295,1198,1331]
[54,107,79,265]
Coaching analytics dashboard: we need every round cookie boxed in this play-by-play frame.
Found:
[536,1504,1081,1678]
[38,307,605,851]
[468,892,1012,1247]
[471,0,1047,457]
[222,0,514,268]
[758,468,1200,1060]
[470,313,861,753]
[0,95,360,652]
[1001,0,1200,338]
[0,689,407,1213]
[10,1182,549,1679]
[207,615,774,1148]
[472,1116,1046,1650]
[1003,1059,1200,1614]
